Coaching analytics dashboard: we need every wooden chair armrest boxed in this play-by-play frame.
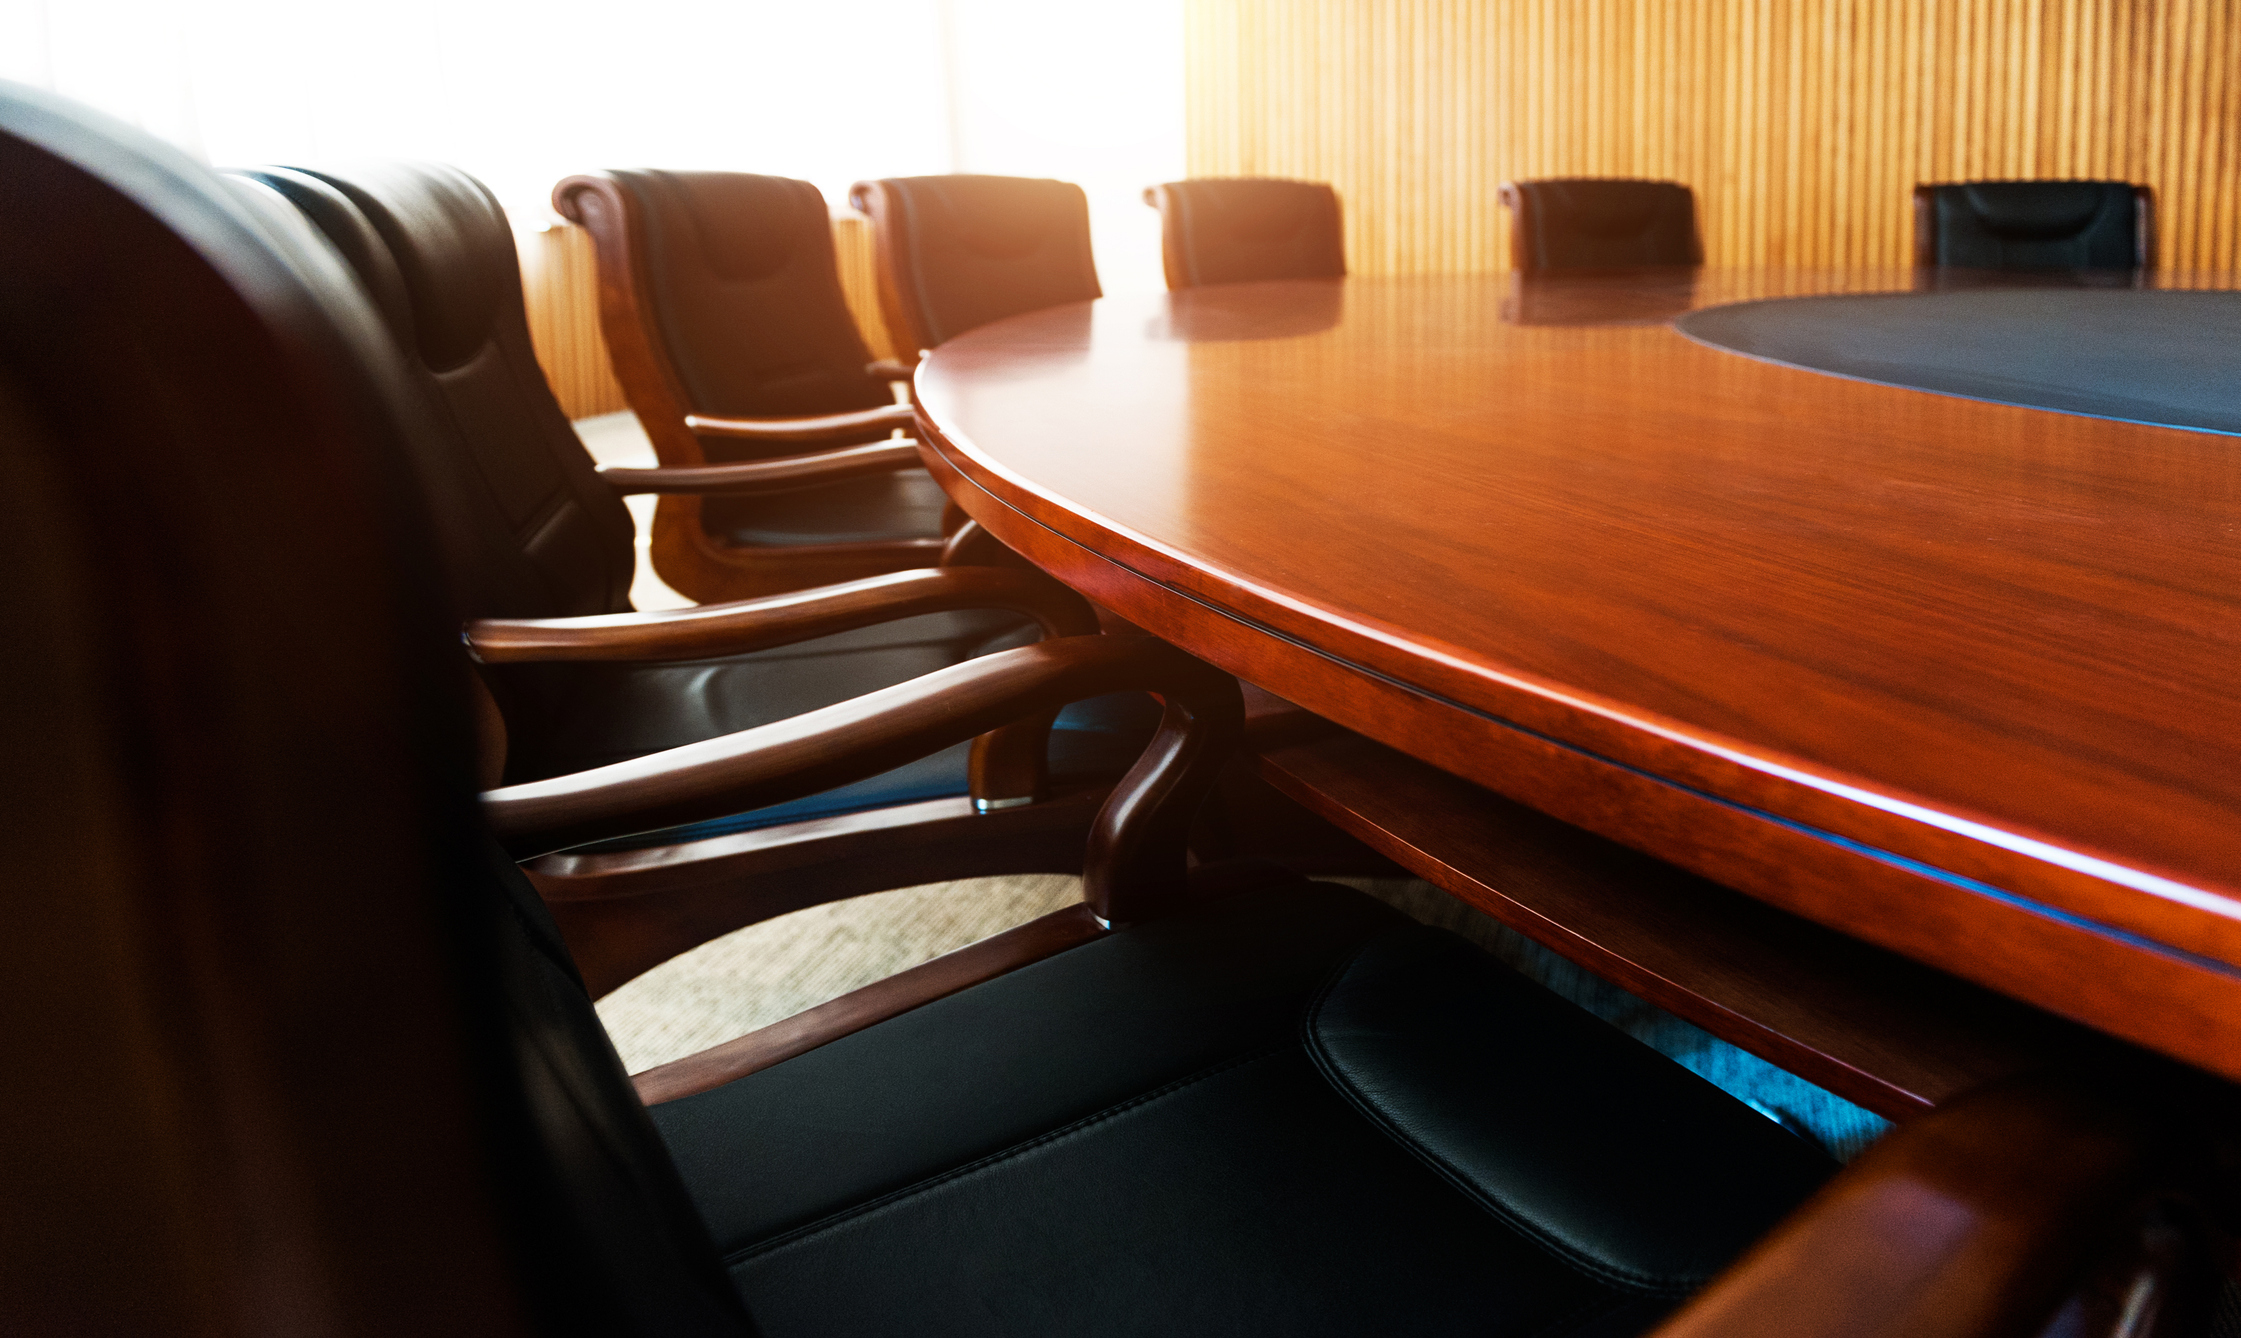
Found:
[682,402,914,443]
[1650,1078,2193,1338]
[465,567,1097,665]
[485,634,1243,923]
[867,358,917,382]
[598,440,920,496]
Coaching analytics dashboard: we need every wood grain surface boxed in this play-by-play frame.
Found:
[1188,0,2241,276]
[911,269,2241,1081]
[1649,1078,2194,1338]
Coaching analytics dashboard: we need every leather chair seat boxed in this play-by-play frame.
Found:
[488,608,1161,847]
[652,877,1836,1337]
[702,468,951,547]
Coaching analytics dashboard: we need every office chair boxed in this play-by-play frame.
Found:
[847,174,1102,352]
[1913,181,2154,271]
[1143,176,1347,289]
[239,161,1157,993]
[553,170,957,602]
[1498,178,1703,271]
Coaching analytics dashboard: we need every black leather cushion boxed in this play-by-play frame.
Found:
[1506,179,1702,271]
[859,175,1102,346]
[251,164,639,618]
[1153,177,1347,287]
[705,467,950,548]
[654,879,1834,1337]
[612,170,891,425]
[1923,181,2143,270]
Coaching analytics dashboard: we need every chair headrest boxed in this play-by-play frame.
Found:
[1956,181,2128,239]
[298,162,520,374]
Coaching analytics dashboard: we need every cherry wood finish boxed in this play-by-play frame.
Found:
[598,441,921,496]
[465,567,1094,664]
[681,402,914,442]
[488,634,1239,922]
[1650,1078,2213,1338]
[938,518,1041,571]
[1255,728,2094,1120]
[631,903,1108,1104]
[911,269,2241,1084]
[551,173,943,601]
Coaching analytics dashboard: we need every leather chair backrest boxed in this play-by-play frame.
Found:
[849,174,1102,352]
[1144,177,1347,289]
[1499,178,1702,271]
[1914,181,2151,270]
[1,84,754,1334]
[593,170,887,419]
[252,164,639,619]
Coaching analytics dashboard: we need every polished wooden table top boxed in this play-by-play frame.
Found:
[913,268,2241,1079]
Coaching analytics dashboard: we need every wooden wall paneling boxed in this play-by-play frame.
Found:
[1185,0,2241,277]
[513,215,900,423]
[514,222,627,421]
[828,211,902,367]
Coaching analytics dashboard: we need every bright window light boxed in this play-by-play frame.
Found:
[0,0,1184,292]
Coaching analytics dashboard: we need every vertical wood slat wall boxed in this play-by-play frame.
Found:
[1185,0,2241,277]
[515,215,900,421]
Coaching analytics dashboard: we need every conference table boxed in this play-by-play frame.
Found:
[909,267,2241,1102]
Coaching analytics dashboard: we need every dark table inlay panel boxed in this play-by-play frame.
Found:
[1678,288,2241,436]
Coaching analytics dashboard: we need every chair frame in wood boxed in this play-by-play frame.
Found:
[553,172,949,603]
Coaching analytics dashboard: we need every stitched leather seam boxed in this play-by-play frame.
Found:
[724,1043,1293,1267]
[1299,941,1700,1298]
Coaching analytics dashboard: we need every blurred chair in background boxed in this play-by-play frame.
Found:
[1498,178,1703,271]
[848,174,1101,353]
[554,170,952,603]
[1912,181,2154,272]
[1142,177,1346,289]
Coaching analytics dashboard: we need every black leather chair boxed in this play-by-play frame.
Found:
[236,161,1158,991]
[553,170,954,603]
[5,91,1835,1337]
[1143,176,1347,288]
[1498,178,1703,271]
[848,174,1102,353]
[1912,181,2154,271]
